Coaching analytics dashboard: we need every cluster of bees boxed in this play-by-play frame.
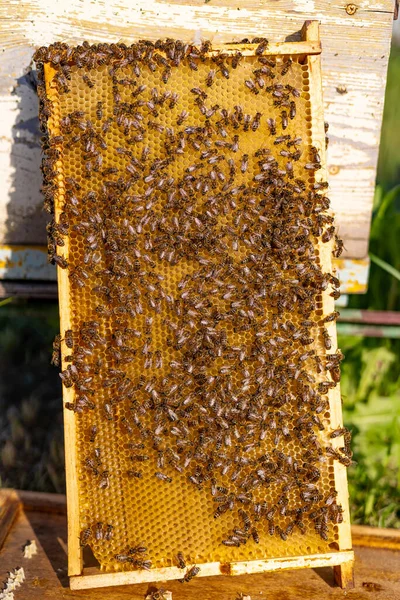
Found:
[36,38,350,575]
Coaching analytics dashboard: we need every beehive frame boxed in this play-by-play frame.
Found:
[38,21,354,591]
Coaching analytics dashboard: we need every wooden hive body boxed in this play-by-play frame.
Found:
[37,21,354,590]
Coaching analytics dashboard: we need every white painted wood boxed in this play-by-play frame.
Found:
[69,551,354,590]
[0,0,394,266]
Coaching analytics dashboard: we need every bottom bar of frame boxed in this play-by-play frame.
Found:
[70,550,354,590]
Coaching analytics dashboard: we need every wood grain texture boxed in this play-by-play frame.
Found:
[305,20,353,563]
[43,62,82,578]
[0,493,399,599]
[70,552,355,590]
[333,560,355,589]
[0,0,394,267]
[0,489,21,550]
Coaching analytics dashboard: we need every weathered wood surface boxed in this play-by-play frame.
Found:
[0,490,399,599]
[0,489,21,550]
[0,0,395,269]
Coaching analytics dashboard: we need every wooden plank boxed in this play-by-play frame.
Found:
[0,244,55,280]
[0,489,21,550]
[334,258,370,294]
[0,498,399,599]
[202,41,321,56]
[17,490,67,515]
[0,280,57,298]
[0,0,394,264]
[71,563,223,590]
[305,21,353,566]
[333,560,355,589]
[338,309,400,325]
[351,525,400,550]
[70,551,354,590]
[43,62,82,579]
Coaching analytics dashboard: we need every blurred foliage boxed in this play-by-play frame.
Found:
[339,336,400,527]
[350,184,400,311]
[0,301,65,493]
[377,44,400,192]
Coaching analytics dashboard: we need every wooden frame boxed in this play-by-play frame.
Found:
[42,21,354,590]
[304,20,354,589]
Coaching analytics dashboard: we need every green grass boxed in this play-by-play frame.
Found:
[341,178,400,527]
[339,335,400,527]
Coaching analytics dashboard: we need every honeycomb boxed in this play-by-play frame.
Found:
[35,40,350,578]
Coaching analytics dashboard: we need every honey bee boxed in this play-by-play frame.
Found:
[129,544,148,554]
[323,310,340,323]
[155,471,172,483]
[255,39,269,55]
[330,366,341,383]
[85,457,99,475]
[321,226,335,243]
[267,118,276,135]
[95,522,104,540]
[251,528,260,543]
[281,110,288,130]
[330,288,341,300]
[89,425,97,443]
[80,527,92,547]
[176,551,186,569]
[127,470,143,479]
[103,403,113,420]
[190,87,207,100]
[177,110,189,125]
[218,62,230,79]
[51,334,61,367]
[251,112,262,131]
[162,68,171,83]
[258,55,276,69]
[99,470,110,489]
[325,446,352,467]
[82,74,94,88]
[330,427,347,439]
[241,154,249,173]
[280,56,293,75]
[105,524,113,540]
[231,51,243,69]
[238,509,251,530]
[333,236,344,257]
[245,79,259,95]
[180,565,200,583]
[115,554,130,563]
[53,254,68,269]
[96,101,103,120]
[206,69,216,87]
[64,329,74,348]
